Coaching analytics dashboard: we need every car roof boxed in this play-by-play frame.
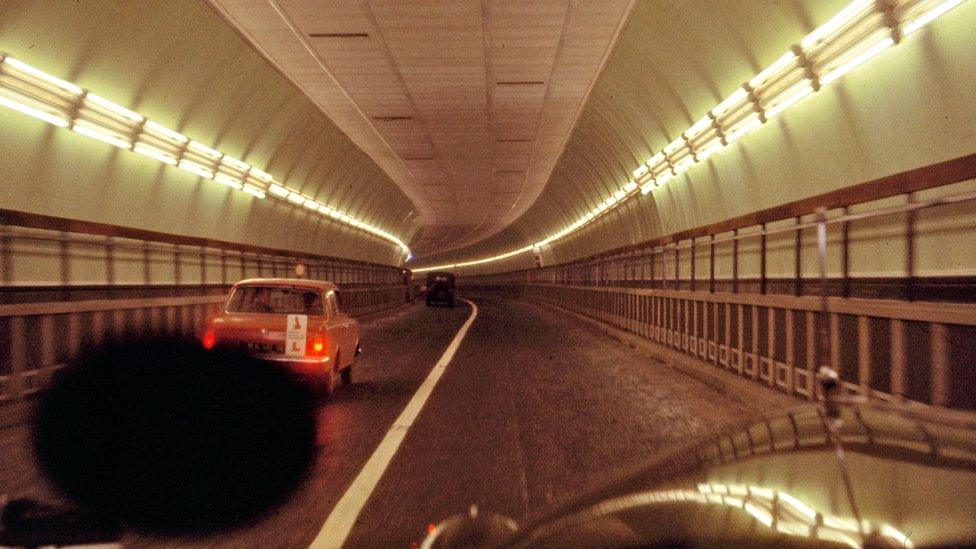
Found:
[231,278,339,291]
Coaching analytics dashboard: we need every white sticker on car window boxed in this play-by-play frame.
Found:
[286,314,308,357]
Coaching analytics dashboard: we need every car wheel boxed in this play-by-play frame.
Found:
[341,367,353,385]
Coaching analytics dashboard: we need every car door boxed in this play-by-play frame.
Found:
[327,290,354,366]
[336,290,360,358]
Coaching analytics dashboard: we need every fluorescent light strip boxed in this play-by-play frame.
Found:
[903,0,966,33]
[242,184,266,199]
[268,184,289,198]
[221,155,250,172]
[411,0,966,273]
[188,140,222,159]
[819,36,895,86]
[250,167,273,182]
[73,122,132,149]
[86,93,143,122]
[214,173,243,190]
[144,120,188,143]
[133,143,177,165]
[2,56,83,95]
[178,159,214,179]
[0,54,411,256]
[0,93,69,127]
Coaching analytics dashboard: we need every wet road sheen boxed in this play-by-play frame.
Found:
[133,296,762,547]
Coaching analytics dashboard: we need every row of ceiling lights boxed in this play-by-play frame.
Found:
[411,0,967,273]
[0,53,411,257]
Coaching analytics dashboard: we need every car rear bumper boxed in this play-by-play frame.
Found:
[256,355,331,365]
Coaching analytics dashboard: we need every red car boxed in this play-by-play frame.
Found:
[202,278,361,394]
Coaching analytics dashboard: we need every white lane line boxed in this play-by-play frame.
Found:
[310,299,479,549]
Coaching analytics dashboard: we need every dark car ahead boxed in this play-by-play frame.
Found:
[425,272,455,307]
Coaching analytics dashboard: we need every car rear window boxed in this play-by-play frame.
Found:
[225,286,325,315]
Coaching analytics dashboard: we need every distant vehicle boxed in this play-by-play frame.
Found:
[202,278,361,394]
[425,272,456,307]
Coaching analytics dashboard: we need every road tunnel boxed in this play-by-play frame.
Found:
[1,1,975,547]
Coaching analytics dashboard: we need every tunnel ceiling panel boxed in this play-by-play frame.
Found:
[208,0,634,256]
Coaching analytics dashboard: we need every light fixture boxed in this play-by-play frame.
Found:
[242,184,266,199]
[268,184,289,198]
[0,93,70,127]
[144,120,188,143]
[72,120,132,149]
[86,93,143,122]
[188,140,223,160]
[221,155,250,172]
[0,53,412,257]
[410,0,967,273]
[133,143,177,165]
[178,159,214,179]
[2,56,82,95]
[214,173,244,190]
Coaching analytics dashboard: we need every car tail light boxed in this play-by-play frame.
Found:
[202,328,216,350]
[307,332,328,356]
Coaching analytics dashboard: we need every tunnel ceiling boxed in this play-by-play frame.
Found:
[411,0,852,268]
[411,0,976,273]
[208,0,633,256]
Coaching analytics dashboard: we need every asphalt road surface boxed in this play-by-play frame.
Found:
[3,296,772,547]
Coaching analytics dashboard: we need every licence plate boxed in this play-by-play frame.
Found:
[244,342,283,354]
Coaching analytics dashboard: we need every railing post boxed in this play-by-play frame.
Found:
[905,193,916,301]
[674,244,680,290]
[220,249,228,285]
[931,323,949,406]
[794,217,802,297]
[9,316,26,401]
[759,223,767,295]
[841,207,850,298]
[732,229,739,294]
[857,315,871,397]
[142,242,151,285]
[174,248,182,285]
[890,318,905,399]
[650,249,656,288]
[199,245,207,285]
[709,234,715,293]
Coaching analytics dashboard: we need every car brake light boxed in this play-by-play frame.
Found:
[202,329,216,350]
[308,333,327,356]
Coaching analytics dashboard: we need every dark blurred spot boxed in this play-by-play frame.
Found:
[32,337,316,535]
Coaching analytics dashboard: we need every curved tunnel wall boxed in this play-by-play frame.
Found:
[416,0,976,277]
[0,0,420,278]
